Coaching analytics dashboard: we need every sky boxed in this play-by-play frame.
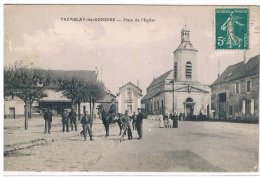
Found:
[4,5,260,94]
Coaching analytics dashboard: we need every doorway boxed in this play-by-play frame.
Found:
[218,92,227,119]
[9,107,15,119]
[185,98,194,120]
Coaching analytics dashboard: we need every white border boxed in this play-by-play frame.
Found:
[1,0,260,177]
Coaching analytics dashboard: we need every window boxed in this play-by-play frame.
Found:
[127,105,132,114]
[246,80,251,92]
[157,101,159,110]
[127,89,132,100]
[161,100,164,110]
[235,83,240,94]
[154,101,156,110]
[185,61,192,79]
[245,100,251,114]
[186,97,193,102]
[174,62,178,80]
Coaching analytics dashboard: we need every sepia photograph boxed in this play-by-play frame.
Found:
[3,4,260,174]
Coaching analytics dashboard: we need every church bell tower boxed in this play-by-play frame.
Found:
[173,26,198,82]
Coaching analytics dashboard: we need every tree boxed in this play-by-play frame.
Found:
[4,62,51,130]
[4,61,21,99]
[53,72,106,123]
[86,81,106,127]
[53,74,87,121]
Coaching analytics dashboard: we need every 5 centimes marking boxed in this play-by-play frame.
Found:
[215,8,249,50]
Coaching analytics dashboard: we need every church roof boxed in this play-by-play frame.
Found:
[141,89,162,101]
[210,54,259,87]
[147,70,172,89]
[174,41,198,53]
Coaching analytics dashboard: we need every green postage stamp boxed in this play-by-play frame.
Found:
[215,8,249,50]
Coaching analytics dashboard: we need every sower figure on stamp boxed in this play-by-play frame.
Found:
[108,99,117,124]
[136,108,144,140]
[62,109,69,132]
[68,108,77,131]
[80,111,94,141]
[221,12,244,48]
[44,108,52,134]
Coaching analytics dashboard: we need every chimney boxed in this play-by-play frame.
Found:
[244,50,250,64]
[137,81,139,87]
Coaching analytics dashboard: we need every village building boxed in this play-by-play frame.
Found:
[141,70,174,115]
[142,27,211,118]
[116,82,142,115]
[4,70,116,118]
[210,54,259,121]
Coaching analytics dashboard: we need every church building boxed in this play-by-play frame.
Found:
[173,27,211,117]
[142,27,211,118]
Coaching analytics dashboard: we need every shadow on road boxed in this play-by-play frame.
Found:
[162,150,227,172]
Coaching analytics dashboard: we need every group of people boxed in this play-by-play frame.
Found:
[43,103,144,141]
[159,112,179,128]
[119,109,144,140]
[43,107,93,141]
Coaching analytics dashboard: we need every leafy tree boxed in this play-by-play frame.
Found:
[53,71,89,121]
[4,62,51,130]
[53,71,106,123]
[86,81,106,127]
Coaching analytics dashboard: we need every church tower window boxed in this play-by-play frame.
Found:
[185,61,192,79]
[174,62,178,80]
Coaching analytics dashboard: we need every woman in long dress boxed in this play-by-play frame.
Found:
[159,113,164,128]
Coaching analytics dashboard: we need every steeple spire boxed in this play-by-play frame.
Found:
[181,26,190,42]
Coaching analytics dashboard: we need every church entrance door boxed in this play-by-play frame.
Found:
[184,98,194,120]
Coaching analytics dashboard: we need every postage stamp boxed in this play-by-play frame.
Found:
[215,8,249,50]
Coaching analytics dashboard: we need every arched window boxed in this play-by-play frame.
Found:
[161,100,164,110]
[186,61,192,79]
[186,98,193,102]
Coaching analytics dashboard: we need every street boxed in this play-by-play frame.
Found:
[4,118,259,172]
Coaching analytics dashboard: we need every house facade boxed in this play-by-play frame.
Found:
[116,82,142,115]
[210,55,259,121]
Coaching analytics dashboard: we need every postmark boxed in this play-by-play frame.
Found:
[215,8,249,50]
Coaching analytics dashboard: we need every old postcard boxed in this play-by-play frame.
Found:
[3,4,260,175]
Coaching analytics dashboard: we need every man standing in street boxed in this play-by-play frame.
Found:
[136,108,144,140]
[123,110,132,140]
[68,108,77,131]
[108,99,116,124]
[80,111,94,141]
[62,109,69,132]
[43,108,52,134]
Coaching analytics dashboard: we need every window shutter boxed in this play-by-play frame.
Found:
[242,100,245,114]
[251,99,254,114]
